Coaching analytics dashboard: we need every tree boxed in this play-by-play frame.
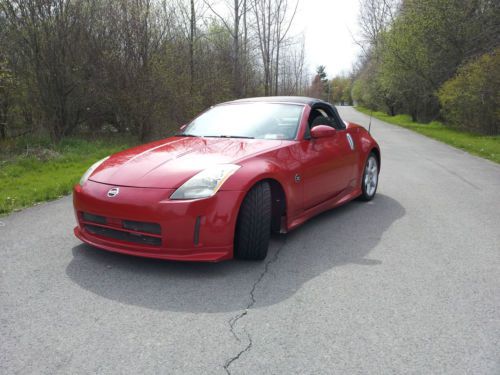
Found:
[0,59,13,139]
[438,49,500,135]
[204,0,248,96]
[310,65,329,101]
[1,0,90,141]
[352,0,500,124]
[357,0,396,51]
[330,75,353,105]
[0,0,307,143]
[252,0,299,95]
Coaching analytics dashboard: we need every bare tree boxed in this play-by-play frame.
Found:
[0,0,310,142]
[204,0,249,96]
[357,0,397,53]
[251,0,299,95]
[190,0,196,93]
[272,0,299,95]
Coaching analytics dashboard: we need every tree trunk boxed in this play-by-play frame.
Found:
[0,120,6,140]
[0,102,7,140]
[189,0,196,94]
[274,42,280,95]
[232,0,241,97]
[242,0,248,96]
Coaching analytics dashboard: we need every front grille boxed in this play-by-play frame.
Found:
[80,212,162,247]
[82,212,106,224]
[123,220,161,235]
[84,224,162,246]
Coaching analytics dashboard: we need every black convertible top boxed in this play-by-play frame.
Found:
[224,96,329,106]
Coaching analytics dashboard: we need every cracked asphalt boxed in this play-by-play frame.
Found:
[1,107,500,374]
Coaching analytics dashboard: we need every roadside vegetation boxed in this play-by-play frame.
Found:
[0,0,305,215]
[0,136,136,215]
[0,0,498,214]
[355,106,500,164]
[0,0,306,143]
[329,0,499,135]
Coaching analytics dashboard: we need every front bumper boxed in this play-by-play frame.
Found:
[73,181,246,261]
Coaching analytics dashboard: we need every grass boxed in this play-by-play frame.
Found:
[355,106,500,164]
[0,136,137,215]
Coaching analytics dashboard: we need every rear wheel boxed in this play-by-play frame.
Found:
[234,182,271,260]
[359,153,379,201]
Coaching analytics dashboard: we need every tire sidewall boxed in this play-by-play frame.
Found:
[234,181,272,260]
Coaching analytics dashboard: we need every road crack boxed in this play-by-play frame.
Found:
[223,237,287,374]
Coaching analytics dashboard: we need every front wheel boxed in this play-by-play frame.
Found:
[234,182,271,261]
[359,153,379,201]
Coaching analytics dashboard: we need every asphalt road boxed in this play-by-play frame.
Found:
[1,107,499,374]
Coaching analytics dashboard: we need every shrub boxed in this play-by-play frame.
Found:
[438,49,500,135]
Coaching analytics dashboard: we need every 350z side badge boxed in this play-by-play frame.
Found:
[346,133,355,150]
[107,187,120,197]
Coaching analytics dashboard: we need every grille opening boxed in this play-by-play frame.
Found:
[123,220,161,235]
[85,224,161,246]
[82,212,106,224]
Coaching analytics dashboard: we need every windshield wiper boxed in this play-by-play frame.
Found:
[205,135,255,139]
[175,133,198,137]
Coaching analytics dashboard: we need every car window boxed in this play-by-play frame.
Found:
[308,106,343,131]
[182,103,304,140]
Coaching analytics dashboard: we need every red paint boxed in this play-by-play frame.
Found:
[310,125,337,138]
[73,98,380,261]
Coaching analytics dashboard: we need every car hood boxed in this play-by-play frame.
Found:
[89,136,283,188]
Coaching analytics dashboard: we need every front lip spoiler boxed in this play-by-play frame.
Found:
[74,227,232,262]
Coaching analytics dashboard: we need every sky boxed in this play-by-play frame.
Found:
[209,0,362,79]
[291,0,361,77]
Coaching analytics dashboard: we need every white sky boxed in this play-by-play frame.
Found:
[208,0,361,79]
[291,0,361,78]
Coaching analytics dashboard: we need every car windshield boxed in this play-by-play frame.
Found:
[181,103,304,140]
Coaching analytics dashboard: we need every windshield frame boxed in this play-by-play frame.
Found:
[179,102,306,141]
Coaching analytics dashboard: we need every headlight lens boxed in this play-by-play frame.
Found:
[79,156,109,186]
[170,164,240,200]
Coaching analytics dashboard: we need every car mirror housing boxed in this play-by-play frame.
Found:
[310,125,336,139]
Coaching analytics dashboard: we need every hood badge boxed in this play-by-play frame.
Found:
[107,187,120,197]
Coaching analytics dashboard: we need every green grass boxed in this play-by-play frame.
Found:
[355,106,500,164]
[0,136,136,215]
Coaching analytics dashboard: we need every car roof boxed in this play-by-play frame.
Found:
[221,96,330,106]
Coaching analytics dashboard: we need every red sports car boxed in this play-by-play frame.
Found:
[73,97,380,261]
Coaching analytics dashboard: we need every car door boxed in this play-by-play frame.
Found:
[299,107,357,210]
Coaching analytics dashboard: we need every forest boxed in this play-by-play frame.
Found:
[0,0,499,144]
[0,0,499,214]
[343,0,499,135]
[0,0,309,143]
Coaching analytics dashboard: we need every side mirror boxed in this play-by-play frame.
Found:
[310,125,336,139]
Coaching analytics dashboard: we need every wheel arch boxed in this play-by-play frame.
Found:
[370,147,381,172]
[235,177,288,234]
[263,178,287,233]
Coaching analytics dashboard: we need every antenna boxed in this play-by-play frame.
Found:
[368,109,373,134]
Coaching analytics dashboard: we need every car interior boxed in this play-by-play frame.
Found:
[304,104,345,139]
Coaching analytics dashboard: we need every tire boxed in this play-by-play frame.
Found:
[359,152,379,201]
[234,182,272,260]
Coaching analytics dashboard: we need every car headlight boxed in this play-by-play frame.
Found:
[170,164,240,200]
[79,156,110,186]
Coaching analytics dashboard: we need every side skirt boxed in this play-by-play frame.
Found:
[285,188,362,233]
